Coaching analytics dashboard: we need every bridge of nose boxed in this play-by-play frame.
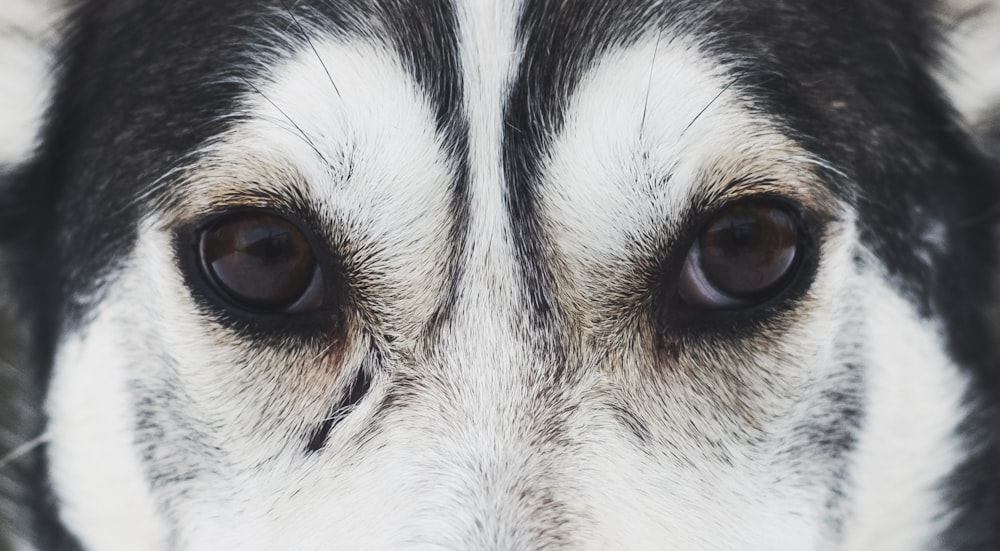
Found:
[403,0,588,524]
[427,0,558,371]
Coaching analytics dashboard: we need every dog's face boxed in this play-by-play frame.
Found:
[2,1,1000,550]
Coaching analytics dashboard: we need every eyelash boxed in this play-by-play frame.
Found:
[175,193,822,343]
[175,207,347,340]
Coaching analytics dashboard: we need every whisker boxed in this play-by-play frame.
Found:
[311,338,342,363]
[120,112,335,222]
[0,431,49,472]
[801,154,850,182]
[639,27,662,140]
[278,0,343,102]
[679,65,754,139]
[322,405,356,424]
[237,75,332,166]
[253,113,341,159]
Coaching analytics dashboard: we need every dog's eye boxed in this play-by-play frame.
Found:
[199,212,323,313]
[678,200,801,309]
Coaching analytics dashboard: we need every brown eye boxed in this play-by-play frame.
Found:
[199,212,323,312]
[678,201,801,309]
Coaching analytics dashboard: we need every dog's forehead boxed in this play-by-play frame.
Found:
[73,0,892,193]
[150,0,844,339]
[52,0,935,206]
[51,0,945,322]
[152,0,850,238]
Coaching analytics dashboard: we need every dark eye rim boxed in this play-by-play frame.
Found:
[654,194,824,334]
[175,206,347,337]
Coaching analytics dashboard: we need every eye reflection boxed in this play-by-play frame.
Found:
[198,212,323,313]
[678,200,802,309]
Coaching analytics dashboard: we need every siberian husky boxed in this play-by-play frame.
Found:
[2,0,1000,549]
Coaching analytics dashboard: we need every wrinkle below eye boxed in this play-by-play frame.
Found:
[305,367,372,454]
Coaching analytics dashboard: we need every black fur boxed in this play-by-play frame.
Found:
[306,366,373,453]
[1,0,998,549]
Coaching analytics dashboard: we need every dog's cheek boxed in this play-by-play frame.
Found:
[837,254,975,548]
[45,285,173,551]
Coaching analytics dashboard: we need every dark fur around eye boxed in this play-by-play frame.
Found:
[657,196,822,335]
[175,208,347,340]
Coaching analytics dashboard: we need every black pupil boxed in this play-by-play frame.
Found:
[699,203,799,298]
[200,213,317,310]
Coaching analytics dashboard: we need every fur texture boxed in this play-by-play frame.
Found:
[1,1,999,550]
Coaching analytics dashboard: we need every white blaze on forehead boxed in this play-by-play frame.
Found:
[453,0,524,306]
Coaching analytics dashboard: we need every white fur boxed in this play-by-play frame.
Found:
[453,0,525,295]
[839,262,971,550]
[204,39,458,334]
[937,0,1000,126]
[46,288,171,551]
[0,0,60,166]
[537,37,852,549]
[49,36,459,549]
[539,37,835,308]
[42,5,978,551]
